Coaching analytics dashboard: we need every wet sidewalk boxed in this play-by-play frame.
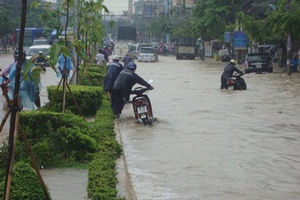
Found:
[0,53,134,200]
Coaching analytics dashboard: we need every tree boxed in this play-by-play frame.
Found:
[193,0,245,40]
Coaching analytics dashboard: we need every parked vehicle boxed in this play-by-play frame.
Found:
[15,27,49,52]
[137,47,158,62]
[114,26,137,58]
[244,52,273,73]
[227,72,247,90]
[130,83,156,125]
[175,38,196,60]
[135,43,152,58]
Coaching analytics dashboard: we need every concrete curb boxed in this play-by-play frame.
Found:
[115,120,137,200]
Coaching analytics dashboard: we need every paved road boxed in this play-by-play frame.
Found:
[116,56,300,200]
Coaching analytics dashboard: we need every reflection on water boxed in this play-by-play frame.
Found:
[118,57,300,200]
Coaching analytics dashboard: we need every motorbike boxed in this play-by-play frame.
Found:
[130,81,156,125]
[227,73,247,90]
[35,62,47,71]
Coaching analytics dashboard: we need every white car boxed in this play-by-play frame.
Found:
[137,47,158,62]
[26,44,51,61]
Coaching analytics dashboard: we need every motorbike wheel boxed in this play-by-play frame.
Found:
[239,78,247,90]
[142,118,148,125]
[234,78,247,90]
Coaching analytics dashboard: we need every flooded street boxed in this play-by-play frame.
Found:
[117,56,300,199]
[1,52,300,199]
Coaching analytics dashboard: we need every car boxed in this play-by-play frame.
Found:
[26,44,51,66]
[137,47,158,62]
[32,38,49,46]
[135,43,152,58]
[244,52,273,73]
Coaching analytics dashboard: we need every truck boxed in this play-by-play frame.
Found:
[175,38,196,60]
[114,26,137,58]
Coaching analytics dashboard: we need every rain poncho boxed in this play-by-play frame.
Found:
[57,54,73,78]
[8,61,41,110]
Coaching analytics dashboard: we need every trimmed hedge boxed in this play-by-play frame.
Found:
[17,111,98,167]
[87,98,124,200]
[46,85,103,116]
[0,63,126,199]
[78,65,106,86]
[0,161,47,200]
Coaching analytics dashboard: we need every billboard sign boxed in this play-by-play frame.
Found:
[233,31,247,49]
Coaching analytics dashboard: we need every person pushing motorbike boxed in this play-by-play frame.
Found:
[220,59,244,89]
[111,62,154,118]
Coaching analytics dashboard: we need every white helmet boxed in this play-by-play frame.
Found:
[230,59,237,65]
[113,55,120,61]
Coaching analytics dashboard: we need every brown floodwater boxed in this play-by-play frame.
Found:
[1,53,300,200]
[117,56,300,200]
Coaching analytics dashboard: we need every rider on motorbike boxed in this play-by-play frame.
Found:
[111,62,154,118]
[220,59,243,89]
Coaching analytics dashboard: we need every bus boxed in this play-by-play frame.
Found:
[15,28,49,51]
[49,28,73,45]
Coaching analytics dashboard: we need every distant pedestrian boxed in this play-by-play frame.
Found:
[102,46,110,63]
[290,54,298,73]
[96,49,105,67]
[103,55,124,95]
[57,53,73,78]
[123,52,133,68]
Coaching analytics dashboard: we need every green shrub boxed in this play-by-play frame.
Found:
[46,85,103,116]
[87,98,124,200]
[0,90,124,199]
[17,111,97,167]
[0,161,47,200]
[78,64,106,86]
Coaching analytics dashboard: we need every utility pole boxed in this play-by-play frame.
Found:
[287,33,292,75]
[286,0,292,75]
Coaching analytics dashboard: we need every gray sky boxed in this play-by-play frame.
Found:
[103,0,129,15]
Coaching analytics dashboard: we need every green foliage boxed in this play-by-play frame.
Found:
[193,0,243,40]
[236,0,300,44]
[78,71,105,86]
[87,98,124,200]
[48,43,75,70]
[1,90,123,199]
[0,0,48,37]
[78,65,105,86]
[17,111,98,167]
[0,7,16,38]
[46,85,103,116]
[0,161,47,200]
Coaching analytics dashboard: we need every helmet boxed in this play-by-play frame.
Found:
[113,55,120,61]
[127,62,137,70]
[230,59,237,65]
[39,51,43,55]
[14,49,26,59]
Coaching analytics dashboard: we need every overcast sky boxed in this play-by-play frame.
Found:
[103,0,129,15]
